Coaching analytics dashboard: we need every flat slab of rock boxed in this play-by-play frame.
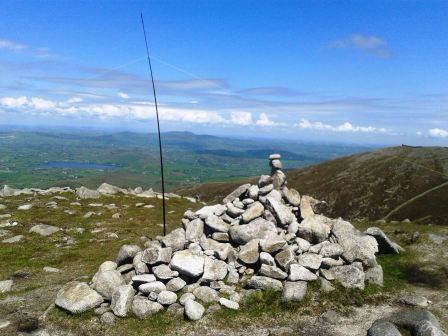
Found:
[259,264,288,280]
[281,281,307,303]
[246,276,282,291]
[229,217,277,245]
[398,294,429,308]
[111,285,135,317]
[203,257,228,281]
[365,227,402,254]
[55,281,103,313]
[1,235,23,243]
[288,264,317,281]
[266,196,294,227]
[332,264,365,289]
[170,250,205,278]
[238,239,260,265]
[29,224,60,236]
[222,184,250,204]
[219,297,239,310]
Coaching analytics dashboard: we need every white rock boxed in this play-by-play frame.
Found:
[203,257,228,281]
[116,244,142,266]
[131,274,156,284]
[131,296,163,319]
[259,264,288,280]
[0,280,13,293]
[138,281,166,294]
[229,217,277,245]
[288,264,318,281]
[241,202,264,223]
[297,253,322,271]
[111,285,135,317]
[141,246,172,265]
[222,184,251,204]
[29,224,60,236]
[238,239,260,265]
[184,299,205,321]
[246,276,282,291]
[91,270,125,299]
[193,286,220,303]
[152,264,179,280]
[219,297,239,310]
[1,235,23,243]
[281,281,307,302]
[185,218,204,242]
[162,228,187,252]
[55,281,103,314]
[265,197,294,227]
[179,293,195,305]
[170,250,205,278]
[205,215,230,233]
[166,277,186,292]
[260,231,287,253]
[157,290,177,305]
[18,204,33,210]
[297,215,332,244]
[43,266,61,273]
[332,264,365,289]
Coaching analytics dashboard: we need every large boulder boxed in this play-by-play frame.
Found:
[332,265,365,289]
[170,250,205,278]
[97,183,125,195]
[55,281,103,314]
[332,219,378,263]
[265,197,294,227]
[162,228,187,252]
[258,264,288,280]
[365,227,402,254]
[367,320,402,336]
[297,215,332,244]
[76,186,100,199]
[111,285,135,317]
[91,270,125,299]
[229,217,277,245]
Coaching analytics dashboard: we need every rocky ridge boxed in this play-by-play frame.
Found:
[54,155,403,322]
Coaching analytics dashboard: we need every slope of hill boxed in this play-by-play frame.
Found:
[178,146,448,224]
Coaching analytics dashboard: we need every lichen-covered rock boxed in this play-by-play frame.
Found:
[116,245,141,266]
[184,299,205,321]
[297,215,332,244]
[332,264,365,289]
[238,239,260,265]
[55,281,103,314]
[222,184,251,204]
[367,320,401,336]
[193,286,220,303]
[131,297,163,319]
[241,202,264,223]
[141,246,172,265]
[162,228,187,252]
[259,264,288,280]
[288,264,317,281]
[205,215,230,233]
[203,257,228,281]
[91,270,125,299]
[185,218,204,242]
[281,281,307,303]
[229,217,277,245]
[265,196,294,227]
[110,285,135,317]
[246,276,282,291]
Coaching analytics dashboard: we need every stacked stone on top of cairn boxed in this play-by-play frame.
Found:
[55,154,398,322]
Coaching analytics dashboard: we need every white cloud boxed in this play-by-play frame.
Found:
[256,113,276,126]
[296,118,387,133]
[67,97,84,104]
[416,131,423,136]
[0,96,56,110]
[329,34,391,58]
[429,128,448,138]
[118,92,130,99]
[0,38,27,52]
[230,111,252,125]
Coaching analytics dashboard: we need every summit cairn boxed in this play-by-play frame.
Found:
[55,154,385,321]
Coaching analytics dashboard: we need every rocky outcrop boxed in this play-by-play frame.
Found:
[55,154,387,322]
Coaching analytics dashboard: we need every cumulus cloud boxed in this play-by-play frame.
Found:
[296,118,386,133]
[328,34,391,58]
[230,111,252,125]
[429,128,448,138]
[0,96,55,110]
[0,39,27,52]
[256,113,276,126]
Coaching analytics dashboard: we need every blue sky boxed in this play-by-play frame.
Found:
[0,0,447,145]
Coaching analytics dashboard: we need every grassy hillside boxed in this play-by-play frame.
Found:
[178,146,448,225]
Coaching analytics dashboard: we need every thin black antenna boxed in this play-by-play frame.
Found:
[140,12,167,236]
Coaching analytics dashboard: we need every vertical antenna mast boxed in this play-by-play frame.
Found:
[140,13,167,236]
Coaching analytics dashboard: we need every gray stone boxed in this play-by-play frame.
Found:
[223,184,251,204]
[398,294,429,308]
[238,239,260,265]
[281,281,307,303]
[260,231,287,253]
[29,224,60,236]
[116,244,142,266]
[100,312,115,324]
[259,264,288,280]
[205,215,230,233]
[184,299,205,321]
[332,264,365,289]
[297,215,332,244]
[55,281,103,314]
[162,228,186,252]
[43,266,61,273]
[248,185,259,199]
[196,204,225,218]
[242,202,264,223]
[0,319,10,330]
[138,281,166,295]
[131,274,156,285]
[179,293,195,305]
[117,263,134,274]
[226,203,245,217]
[0,280,13,293]
[99,261,118,272]
[203,257,228,281]
[389,308,442,334]
[296,237,311,252]
[229,217,277,245]
[288,264,318,281]
[141,246,172,265]
[272,170,286,190]
[319,268,335,281]
[365,227,402,254]
[199,237,232,260]
[319,243,344,258]
[170,250,205,278]
[282,187,301,207]
[260,251,276,266]
[193,286,220,303]
[319,310,341,324]
[131,296,163,319]
[414,320,446,336]
[166,302,184,316]
[2,235,23,243]
[320,278,335,292]
[300,196,315,219]
[91,270,125,299]
[275,247,296,271]
[211,232,229,242]
[259,184,274,196]
[265,196,294,227]
[166,277,186,292]
[157,290,177,305]
[185,218,204,242]
[219,297,239,310]
[258,175,272,188]
[76,186,101,199]
[365,265,384,286]
[368,320,401,336]
[111,285,135,317]
[297,253,322,270]
[18,203,33,210]
[332,218,378,263]
[152,264,179,280]
[246,276,282,291]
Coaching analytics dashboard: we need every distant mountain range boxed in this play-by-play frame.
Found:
[178,145,448,225]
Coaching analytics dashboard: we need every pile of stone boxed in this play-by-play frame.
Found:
[55,154,396,321]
